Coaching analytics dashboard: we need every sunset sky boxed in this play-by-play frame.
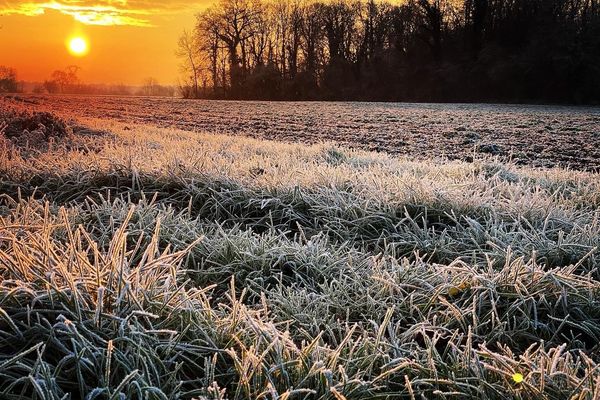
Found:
[0,1,209,85]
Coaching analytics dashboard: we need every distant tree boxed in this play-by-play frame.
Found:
[43,80,59,94]
[464,0,488,56]
[33,85,46,94]
[198,0,261,96]
[141,77,159,96]
[140,78,176,97]
[46,66,81,93]
[197,9,226,96]
[0,66,18,93]
[416,0,445,63]
[300,2,323,90]
[247,0,270,69]
[176,29,203,98]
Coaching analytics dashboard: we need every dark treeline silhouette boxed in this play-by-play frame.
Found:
[178,0,600,103]
[0,65,175,97]
[37,67,175,97]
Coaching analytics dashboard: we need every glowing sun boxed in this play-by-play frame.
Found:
[68,37,89,57]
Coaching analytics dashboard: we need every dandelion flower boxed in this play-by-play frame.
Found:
[512,373,524,384]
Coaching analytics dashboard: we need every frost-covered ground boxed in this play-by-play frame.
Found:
[1,98,600,398]
[4,94,599,170]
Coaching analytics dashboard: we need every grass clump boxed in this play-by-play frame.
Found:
[1,107,72,140]
[0,114,599,399]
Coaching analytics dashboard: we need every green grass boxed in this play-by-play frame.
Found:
[0,114,599,399]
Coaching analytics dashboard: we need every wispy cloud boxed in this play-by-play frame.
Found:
[1,1,203,27]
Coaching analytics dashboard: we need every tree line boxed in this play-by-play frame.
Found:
[178,0,600,103]
[41,67,176,96]
[0,65,176,97]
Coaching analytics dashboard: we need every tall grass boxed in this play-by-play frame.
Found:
[1,115,599,399]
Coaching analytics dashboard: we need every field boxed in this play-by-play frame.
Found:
[5,94,600,171]
[1,95,600,399]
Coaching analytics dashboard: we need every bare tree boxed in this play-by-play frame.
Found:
[248,0,271,68]
[464,0,488,55]
[301,2,323,77]
[176,29,202,98]
[417,0,444,63]
[197,10,224,95]
[47,65,80,93]
[287,0,304,78]
[142,77,158,96]
[0,66,18,93]
[215,0,259,92]
[321,0,358,63]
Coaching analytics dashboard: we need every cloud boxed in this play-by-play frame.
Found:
[0,1,203,27]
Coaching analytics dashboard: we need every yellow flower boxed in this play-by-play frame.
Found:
[512,373,524,384]
[448,280,472,297]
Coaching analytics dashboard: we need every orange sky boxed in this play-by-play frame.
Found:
[0,1,209,85]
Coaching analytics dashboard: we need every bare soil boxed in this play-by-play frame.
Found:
[2,94,599,171]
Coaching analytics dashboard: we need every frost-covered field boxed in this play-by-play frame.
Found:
[0,99,600,398]
[4,94,600,170]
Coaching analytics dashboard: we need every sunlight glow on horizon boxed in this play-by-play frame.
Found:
[0,1,206,85]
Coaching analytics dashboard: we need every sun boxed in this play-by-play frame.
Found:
[68,37,89,57]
